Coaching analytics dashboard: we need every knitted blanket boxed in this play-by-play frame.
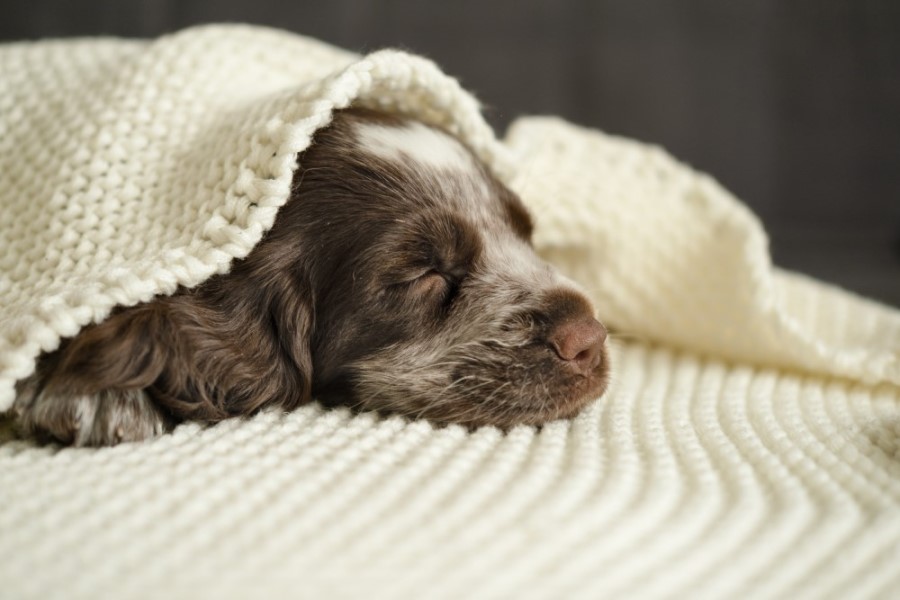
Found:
[1,24,899,599]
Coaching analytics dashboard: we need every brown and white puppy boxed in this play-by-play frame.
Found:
[12,107,609,446]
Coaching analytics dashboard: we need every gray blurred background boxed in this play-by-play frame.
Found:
[3,0,898,306]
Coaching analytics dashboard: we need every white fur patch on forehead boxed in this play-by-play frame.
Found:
[353,120,476,172]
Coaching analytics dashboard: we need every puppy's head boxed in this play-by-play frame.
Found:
[282,108,609,427]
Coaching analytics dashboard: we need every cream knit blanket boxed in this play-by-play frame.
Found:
[1,25,899,599]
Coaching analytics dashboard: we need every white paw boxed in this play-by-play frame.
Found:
[13,378,171,446]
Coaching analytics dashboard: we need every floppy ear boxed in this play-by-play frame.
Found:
[14,280,315,446]
[147,282,316,421]
[48,304,171,395]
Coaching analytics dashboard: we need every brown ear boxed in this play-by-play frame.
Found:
[41,279,315,425]
[45,303,171,398]
[148,284,316,421]
[15,263,315,447]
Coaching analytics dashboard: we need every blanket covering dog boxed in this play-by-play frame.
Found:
[1,25,899,599]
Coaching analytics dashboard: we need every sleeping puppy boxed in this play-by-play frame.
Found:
[12,107,609,446]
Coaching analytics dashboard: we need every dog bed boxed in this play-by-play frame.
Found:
[1,24,898,599]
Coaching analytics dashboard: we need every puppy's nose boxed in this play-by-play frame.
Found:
[549,318,607,375]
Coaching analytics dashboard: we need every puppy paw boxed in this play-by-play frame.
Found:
[13,377,172,446]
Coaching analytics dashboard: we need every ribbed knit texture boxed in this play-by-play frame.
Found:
[1,25,899,599]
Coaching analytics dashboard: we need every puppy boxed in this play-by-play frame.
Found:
[12,107,609,446]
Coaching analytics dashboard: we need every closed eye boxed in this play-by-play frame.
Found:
[411,271,448,296]
[411,270,461,308]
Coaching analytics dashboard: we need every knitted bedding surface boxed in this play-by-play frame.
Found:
[1,24,898,599]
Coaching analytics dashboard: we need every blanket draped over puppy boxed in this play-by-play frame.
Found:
[1,25,899,599]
